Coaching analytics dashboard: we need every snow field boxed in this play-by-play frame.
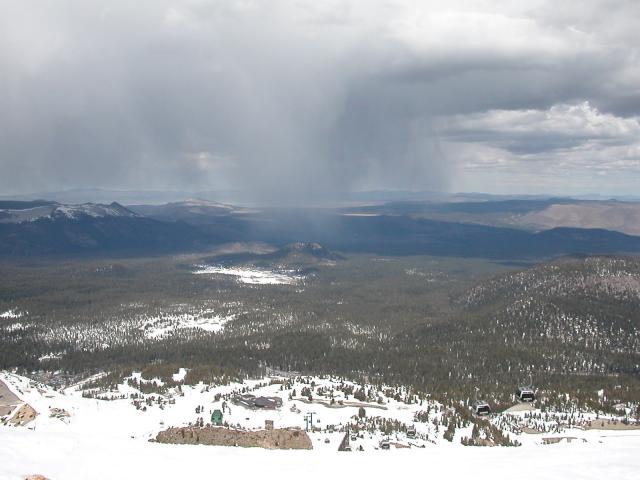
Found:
[1,371,640,479]
[194,265,304,285]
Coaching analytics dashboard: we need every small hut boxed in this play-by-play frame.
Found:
[211,409,223,426]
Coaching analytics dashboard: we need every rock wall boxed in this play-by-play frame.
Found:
[155,426,312,450]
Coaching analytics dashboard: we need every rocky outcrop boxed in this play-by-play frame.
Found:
[155,426,312,450]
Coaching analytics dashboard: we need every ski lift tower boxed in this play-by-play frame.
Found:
[304,411,317,432]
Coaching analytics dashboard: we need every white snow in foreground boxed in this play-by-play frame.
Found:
[2,371,640,479]
[0,310,22,319]
[2,419,639,480]
[194,265,304,285]
[1,428,638,480]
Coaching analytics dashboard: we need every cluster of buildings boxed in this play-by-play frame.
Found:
[232,394,283,410]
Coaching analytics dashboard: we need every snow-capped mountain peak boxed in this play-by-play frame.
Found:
[52,202,138,220]
[0,201,139,224]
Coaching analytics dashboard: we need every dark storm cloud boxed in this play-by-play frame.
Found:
[0,0,639,200]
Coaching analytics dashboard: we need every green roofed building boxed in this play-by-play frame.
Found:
[211,409,223,426]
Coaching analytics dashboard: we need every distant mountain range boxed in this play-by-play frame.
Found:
[129,199,255,224]
[0,200,138,224]
[4,188,640,207]
[2,198,640,258]
[0,201,205,256]
[343,198,640,236]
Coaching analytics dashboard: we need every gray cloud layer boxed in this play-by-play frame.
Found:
[1,0,639,200]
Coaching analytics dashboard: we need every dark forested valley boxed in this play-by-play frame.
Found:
[2,248,640,413]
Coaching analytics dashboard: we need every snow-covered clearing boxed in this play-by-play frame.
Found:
[37,353,64,362]
[1,371,639,479]
[140,312,234,339]
[194,265,304,285]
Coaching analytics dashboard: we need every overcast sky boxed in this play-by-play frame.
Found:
[1,0,639,201]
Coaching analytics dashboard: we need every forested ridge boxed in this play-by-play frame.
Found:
[2,253,640,411]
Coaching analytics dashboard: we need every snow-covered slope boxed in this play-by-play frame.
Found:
[2,371,640,479]
[2,426,639,480]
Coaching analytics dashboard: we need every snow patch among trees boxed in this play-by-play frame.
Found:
[194,266,304,285]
